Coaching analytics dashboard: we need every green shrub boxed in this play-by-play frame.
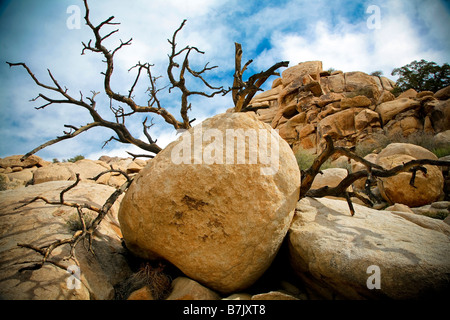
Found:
[53,155,85,163]
[355,133,391,157]
[432,146,450,158]
[66,155,85,163]
[392,59,450,93]
[390,87,403,97]
[370,70,383,77]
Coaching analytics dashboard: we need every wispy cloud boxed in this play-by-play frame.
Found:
[252,0,450,76]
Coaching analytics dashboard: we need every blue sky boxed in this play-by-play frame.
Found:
[0,0,449,161]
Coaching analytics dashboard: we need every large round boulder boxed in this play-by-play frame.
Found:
[376,142,438,161]
[376,143,444,207]
[118,112,301,294]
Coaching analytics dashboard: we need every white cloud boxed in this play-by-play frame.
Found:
[254,0,449,80]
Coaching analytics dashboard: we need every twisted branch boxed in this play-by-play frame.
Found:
[15,171,133,272]
[302,135,450,216]
[232,42,289,112]
[167,19,230,129]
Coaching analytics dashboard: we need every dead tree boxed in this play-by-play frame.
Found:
[7,0,227,160]
[8,1,289,273]
[301,135,450,216]
[8,0,228,272]
[7,1,290,160]
[232,42,289,112]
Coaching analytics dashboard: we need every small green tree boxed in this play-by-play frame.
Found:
[66,155,85,163]
[370,70,383,77]
[391,59,450,93]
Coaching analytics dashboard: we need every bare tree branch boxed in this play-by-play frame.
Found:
[142,117,157,145]
[302,135,450,216]
[126,151,155,160]
[89,167,133,184]
[16,170,134,272]
[166,19,230,129]
[7,1,228,160]
[20,123,100,162]
[232,42,289,112]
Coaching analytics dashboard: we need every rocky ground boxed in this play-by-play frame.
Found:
[0,61,449,300]
[1,140,449,300]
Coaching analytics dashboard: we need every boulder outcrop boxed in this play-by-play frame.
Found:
[248,61,450,153]
[166,277,221,300]
[118,112,301,294]
[0,154,50,169]
[0,155,148,190]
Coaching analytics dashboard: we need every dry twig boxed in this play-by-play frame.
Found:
[15,170,133,272]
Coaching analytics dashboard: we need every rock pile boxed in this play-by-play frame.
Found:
[1,61,449,300]
[1,141,449,300]
[248,61,450,153]
[0,155,150,190]
[0,154,150,299]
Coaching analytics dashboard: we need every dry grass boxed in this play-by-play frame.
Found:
[295,148,333,171]
[115,262,172,300]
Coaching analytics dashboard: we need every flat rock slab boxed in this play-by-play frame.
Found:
[289,197,450,299]
[0,181,131,300]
